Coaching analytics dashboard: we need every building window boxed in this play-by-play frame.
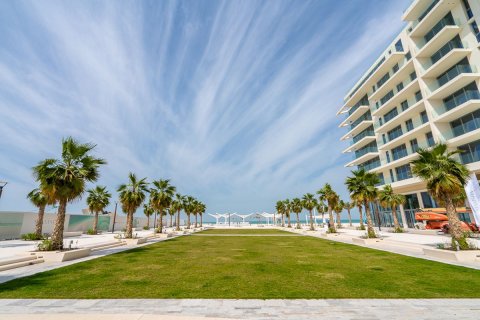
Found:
[392,144,408,161]
[377,72,390,89]
[393,63,399,73]
[426,132,435,147]
[382,134,386,144]
[395,39,403,52]
[410,138,419,153]
[458,139,480,164]
[387,125,403,141]
[384,107,398,123]
[437,58,471,87]
[396,82,404,92]
[380,90,394,106]
[358,156,381,171]
[377,173,385,185]
[410,71,417,81]
[443,82,480,111]
[424,12,455,43]
[352,125,375,143]
[421,192,438,208]
[462,0,473,19]
[386,151,391,163]
[471,21,480,42]
[405,119,414,131]
[420,110,429,123]
[431,35,463,65]
[389,169,395,183]
[401,100,409,111]
[415,90,423,102]
[355,141,378,158]
[395,164,412,181]
[450,109,480,137]
[406,51,412,60]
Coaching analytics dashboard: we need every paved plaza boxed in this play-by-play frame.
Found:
[1,299,480,319]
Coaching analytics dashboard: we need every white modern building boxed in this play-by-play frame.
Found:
[337,0,480,228]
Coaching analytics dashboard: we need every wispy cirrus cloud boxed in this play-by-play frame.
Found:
[0,0,410,216]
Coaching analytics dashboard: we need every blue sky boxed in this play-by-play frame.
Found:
[0,0,411,218]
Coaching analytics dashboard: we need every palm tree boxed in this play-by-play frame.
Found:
[184,196,196,229]
[198,202,206,227]
[345,169,379,238]
[302,193,317,231]
[276,201,285,227]
[168,207,175,227]
[143,202,154,229]
[316,201,326,227]
[284,199,292,228]
[117,173,149,238]
[86,186,111,234]
[171,194,183,231]
[344,201,354,227]
[411,144,470,249]
[317,184,339,233]
[33,137,106,250]
[150,179,176,233]
[27,188,53,239]
[291,198,303,229]
[334,200,345,228]
[378,184,405,233]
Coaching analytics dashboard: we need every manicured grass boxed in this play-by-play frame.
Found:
[0,230,479,298]
[199,228,290,234]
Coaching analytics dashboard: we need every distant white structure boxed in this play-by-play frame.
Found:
[208,212,279,225]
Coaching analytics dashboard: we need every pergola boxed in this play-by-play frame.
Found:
[209,212,280,225]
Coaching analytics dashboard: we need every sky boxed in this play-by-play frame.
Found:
[0,0,411,219]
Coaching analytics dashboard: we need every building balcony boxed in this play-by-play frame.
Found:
[415,25,461,58]
[428,72,480,100]
[422,48,471,78]
[345,151,379,167]
[343,136,377,153]
[340,120,373,141]
[339,105,370,128]
[443,127,480,148]
[375,100,425,133]
[378,176,424,194]
[371,144,428,174]
[378,121,431,151]
[433,99,480,122]
[409,0,459,38]
[372,79,420,117]
[403,0,439,21]
[369,60,415,102]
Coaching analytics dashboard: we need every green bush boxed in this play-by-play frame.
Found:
[86,229,97,235]
[143,226,150,230]
[37,239,54,251]
[393,227,404,233]
[21,233,43,241]
[356,225,366,231]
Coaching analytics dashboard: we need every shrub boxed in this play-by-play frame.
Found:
[327,227,337,234]
[143,226,149,230]
[356,225,366,231]
[393,227,404,233]
[86,229,97,235]
[37,239,54,251]
[21,233,43,241]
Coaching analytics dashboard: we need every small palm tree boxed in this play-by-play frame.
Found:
[317,184,339,233]
[198,202,206,227]
[411,144,470,249]
[27,188,53,239]
[302,193,317,231]
[334,199,344,228]
[291,198,303,229]
[184,196,196,229]
[284,199,292,228]
[117,173,149,238]
[86,186,111,234]
[33,137,106,249]
[345,169,379,238]
[143,202,154,229]
[344,201,354,227]
[378,185,405,233]
[150,179,176,233]
[171,194,183,231]
[276,201,285,227]
[316,201,326,227]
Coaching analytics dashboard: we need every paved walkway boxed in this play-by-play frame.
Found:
[1,299,480,319]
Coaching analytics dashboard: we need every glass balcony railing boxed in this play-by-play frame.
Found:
[350,112,372,130]
[437,64,473,87]
[458,140,480,165]
[424,13,455,43]
[358,157,381,171]
[355,146,379,159]
[352,129,375,144]
[348,96,369,115]
[430,37,464,66]
[444,90,480,111]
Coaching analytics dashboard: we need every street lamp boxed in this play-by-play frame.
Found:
[0,181,7,200]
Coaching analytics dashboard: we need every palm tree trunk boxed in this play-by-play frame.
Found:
[364,200,376,238]
[347,208,352,226]
[169,214,173,227]
[287,212,291,228]
[126,210,134,238]
[176,210,181,231]
[358,205,365,229]
[445,196,469,250]
[391,206,401,232]
[159,211,163,233]
[34,205,46,239]
[51,199,67,250]
[309,210,314,231]
[147,215,150,229]
[328,205,336,233]
[281,213,285,227]
[200,214,203,227]
[336,211,342,228]
[153,212,157,231]
[93,211,99,234]
[187,214,190,229]
[195,214,198,228]
[296,213,300,229]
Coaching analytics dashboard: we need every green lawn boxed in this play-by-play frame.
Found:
[1,229,479,298]
[198,228,291,234]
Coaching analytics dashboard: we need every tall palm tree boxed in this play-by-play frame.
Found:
[184,196,196,229]
[143,202,154,229]
[27,188,53,239]
[284,199,292,228]
[276,201,285,227]
[198,202,206,227]
[150,179,176,233]
[86,186,111,234]
[378,184,405,233]
[316,201,326,227]
[302,193,317,231]
[344,201,354,227]
[168,207,175,227]
[411,144,470,249]
[345,169,379,238]
[334,200,345,229]
[291,198,303,229]
[317,184,339,233]
[171,194,183,231]
[117,173,149,238]
[33,137,106,250]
